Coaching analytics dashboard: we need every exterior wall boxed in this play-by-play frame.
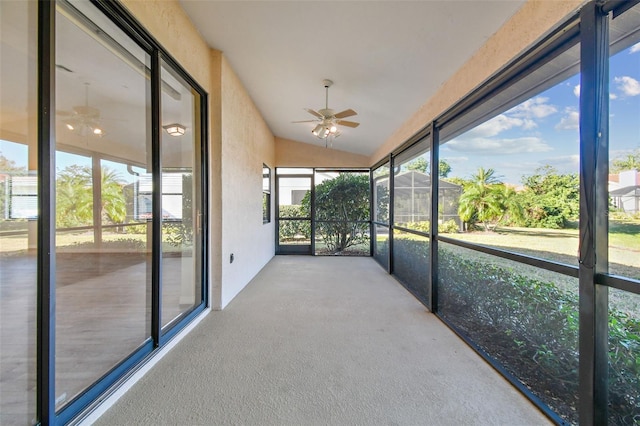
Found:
[276,137,369,168]
[369,0,586,165]
[220,57,276,308]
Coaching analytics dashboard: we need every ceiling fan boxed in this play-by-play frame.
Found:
[293,79,359,146]
[58,82,105,137]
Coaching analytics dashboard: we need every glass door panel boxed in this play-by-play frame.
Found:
[160,60,203,330]
[54,1,151,410]
[277,175,311,254]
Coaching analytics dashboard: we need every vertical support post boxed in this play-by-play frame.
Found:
[310,171,316,256]
[578,2,609,424]
[369,168,374,257]
[388,153,394,274]
[430,124,439,313]
[151,50,162,345]
[37,0,56,423]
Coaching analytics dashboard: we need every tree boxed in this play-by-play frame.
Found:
[457,167,506,231]
[406,157,452,178]
[439,160,452,178]
[611,149,640,173]
[302,173,370,253]
[407,157,428,173]
[519,165,579,228]
[56,164,126,228]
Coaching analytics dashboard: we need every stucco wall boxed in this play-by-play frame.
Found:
[369,0,586,165]
[276,137,369,168]
[220,56,276,308]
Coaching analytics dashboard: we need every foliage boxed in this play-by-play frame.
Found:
[436,245,639,425]
[278,205,311,241]
[406,157,452,178]
[519,166,579,229]
[403,219,459,234]
[302,173,370,253]
[165,174,194,247]
[611,148,640,174]
[375,184,390,223]
[457,167,517,231]
[439,219,459,234]
[56,165,126,228]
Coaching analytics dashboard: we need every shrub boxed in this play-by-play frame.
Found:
[437,246,639,424]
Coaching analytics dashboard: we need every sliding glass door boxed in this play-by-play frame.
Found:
[0,1,208,422]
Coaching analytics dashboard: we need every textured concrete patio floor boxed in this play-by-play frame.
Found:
[95,256,550,426]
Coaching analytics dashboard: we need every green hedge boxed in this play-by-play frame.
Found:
[387,237,639,424]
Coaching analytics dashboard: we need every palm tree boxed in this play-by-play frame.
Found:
[458,167,504,231]
[100,167,126,224]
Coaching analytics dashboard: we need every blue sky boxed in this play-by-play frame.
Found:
[442,41,640,186]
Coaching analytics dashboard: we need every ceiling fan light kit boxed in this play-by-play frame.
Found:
[293,79,360,148]
[61,82,105,137]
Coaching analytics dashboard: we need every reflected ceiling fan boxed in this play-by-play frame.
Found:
[58,82,105,137]
[293,79,359,147]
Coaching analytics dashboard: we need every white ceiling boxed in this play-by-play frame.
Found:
[179,0,527,157]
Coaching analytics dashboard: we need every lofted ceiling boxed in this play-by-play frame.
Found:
[179,0,527,158]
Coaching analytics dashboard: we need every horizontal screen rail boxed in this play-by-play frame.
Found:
[438,235,579,278]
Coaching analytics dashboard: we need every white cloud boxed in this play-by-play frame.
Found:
[610,93,618,100]
[509,96,558,119]
[467,114,525,137]
[447,136,553,155]
[615,76,640,96]
[630,42,640,54]
[573,84,580,98]
[555,107,579,130]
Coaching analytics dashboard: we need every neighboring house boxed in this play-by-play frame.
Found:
[609,169,640,214]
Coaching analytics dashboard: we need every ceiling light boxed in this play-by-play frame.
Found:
[163,123,186,136]
[312,124,323,137]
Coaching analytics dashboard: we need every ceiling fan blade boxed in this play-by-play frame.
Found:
[334,109,357,119]
[336,120,360,128]
[291,120,318,123]
[305,108,323,119]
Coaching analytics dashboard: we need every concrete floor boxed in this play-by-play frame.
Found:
[95,256,551,426]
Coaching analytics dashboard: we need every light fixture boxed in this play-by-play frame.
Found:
[62,83,105,138]
[311,122,340,139]
[163,123,186,136]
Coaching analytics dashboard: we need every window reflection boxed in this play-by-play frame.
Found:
[160,60,203,329]
[0,0,38,422]
[54,1,151,410]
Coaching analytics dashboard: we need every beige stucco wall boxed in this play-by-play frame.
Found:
[276,137,369,168]
[369,0,586,165]
[220,56,276,308]
[122,0,276,310]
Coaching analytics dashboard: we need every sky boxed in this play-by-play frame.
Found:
[441,41,640,186]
